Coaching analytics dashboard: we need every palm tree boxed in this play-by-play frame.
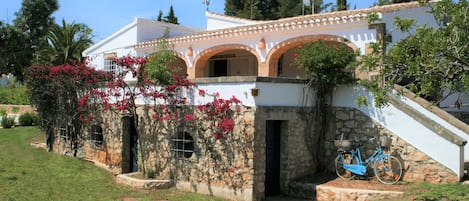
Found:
[35,19,93,66]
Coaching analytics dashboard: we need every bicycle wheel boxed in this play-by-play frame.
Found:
[373,155,403,184]
[335,152,358,180]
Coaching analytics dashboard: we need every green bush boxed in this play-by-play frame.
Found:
[0,109,6,116]
[1,115,15,128]
[0,80,30,105]
[18,112,39,126]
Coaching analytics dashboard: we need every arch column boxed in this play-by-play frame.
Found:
[187,65,196,79]
[258,61,277,77]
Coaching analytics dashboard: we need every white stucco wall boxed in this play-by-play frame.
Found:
[381,6,438,49]
[206,11,260,30]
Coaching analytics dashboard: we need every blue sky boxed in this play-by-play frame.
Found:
[1,0,376,42]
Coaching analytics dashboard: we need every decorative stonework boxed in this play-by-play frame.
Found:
[136,2,420,48]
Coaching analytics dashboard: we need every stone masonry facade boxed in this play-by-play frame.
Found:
[51,104,459,201]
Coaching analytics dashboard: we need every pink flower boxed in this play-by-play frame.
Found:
[165,85,178,93]
[78,95,89,106]
[184,114,195,121]
[219,118,234,132]
[213,132,223,139]
[198,89,206,96]
[230,96,241,104]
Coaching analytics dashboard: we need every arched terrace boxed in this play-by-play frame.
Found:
[192,44,260,78]
[265,34,359,79]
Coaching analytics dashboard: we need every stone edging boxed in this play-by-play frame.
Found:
[394,85,469,136]
[390,85,467,146]
[316,185,404,201]
[115,173,173,190]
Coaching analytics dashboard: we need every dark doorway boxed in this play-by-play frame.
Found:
[211,60,228,77]
[122,115,138,173]
[265,120,282,196]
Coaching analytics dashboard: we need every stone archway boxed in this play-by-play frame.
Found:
[265,34,359,78]
[191,44,261,78]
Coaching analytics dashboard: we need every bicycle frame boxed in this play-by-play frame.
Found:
[343,140,389,176]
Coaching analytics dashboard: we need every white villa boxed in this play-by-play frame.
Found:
[77,2,469,201]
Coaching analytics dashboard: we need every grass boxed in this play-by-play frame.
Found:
[0,127,226,201]
[404,182,469,201]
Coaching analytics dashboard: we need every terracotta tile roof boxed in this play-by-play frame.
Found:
[136,1,421,48]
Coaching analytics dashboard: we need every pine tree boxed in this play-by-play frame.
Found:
[277,0,302,18]
[224,0,331,20]
[163,6,179,24]
[337,0,347,11]
[157,10,163,22]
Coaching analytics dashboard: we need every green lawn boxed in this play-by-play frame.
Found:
[0,127,225,201]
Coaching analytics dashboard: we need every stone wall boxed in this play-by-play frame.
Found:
[50,111,126,174]
[253,106,317,201]
[329,107,459,183]
[0,104,35,114]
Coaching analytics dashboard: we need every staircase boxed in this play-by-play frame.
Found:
[333,85,469,180]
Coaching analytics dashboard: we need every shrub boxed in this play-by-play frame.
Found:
[18,112,39,126]
[0,109,6,116]
[0,82,30,105]
[1,115,15,128]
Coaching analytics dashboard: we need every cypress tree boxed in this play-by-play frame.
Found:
[164,6,179,24]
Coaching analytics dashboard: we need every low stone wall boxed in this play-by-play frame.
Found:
[176,181,253,201]
[116,173,173,190]
[316,185,404,201]
[0,104,35,114]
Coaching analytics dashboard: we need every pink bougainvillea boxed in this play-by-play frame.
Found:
[76,55,242,140]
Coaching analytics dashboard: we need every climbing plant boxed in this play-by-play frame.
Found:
[78,55,242,178]
[25,63,111,152]
[294,39,358,168]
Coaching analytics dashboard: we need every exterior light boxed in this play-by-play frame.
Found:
[186,47,193,57]
[251,88,259,97]
[258,38,266,50]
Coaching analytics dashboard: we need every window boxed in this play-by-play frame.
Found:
[171,131,194,159]
[103,53,117,74]
[58,122,68,141]
[58,127,68,140]
[89,124,104,147]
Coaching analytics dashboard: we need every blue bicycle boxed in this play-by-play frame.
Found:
[334,137,403,184]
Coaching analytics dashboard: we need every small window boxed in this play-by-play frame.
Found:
[171,132,194,159]
[58,122,68,141]
[104,58,117,74]
[58,127,68,140]
[90,124,104,146]
[103,52,118,74]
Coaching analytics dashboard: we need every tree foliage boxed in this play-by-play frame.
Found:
[295,40,357,169]
[157,6,179,24]
[25,64,111,152]
[144,30,178,84]
[35,20,93,66]
[224,0,330,20]
[374,0,417,6]
[0,0,59,81]
[361,0,469,106]
[337,0,348,11]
